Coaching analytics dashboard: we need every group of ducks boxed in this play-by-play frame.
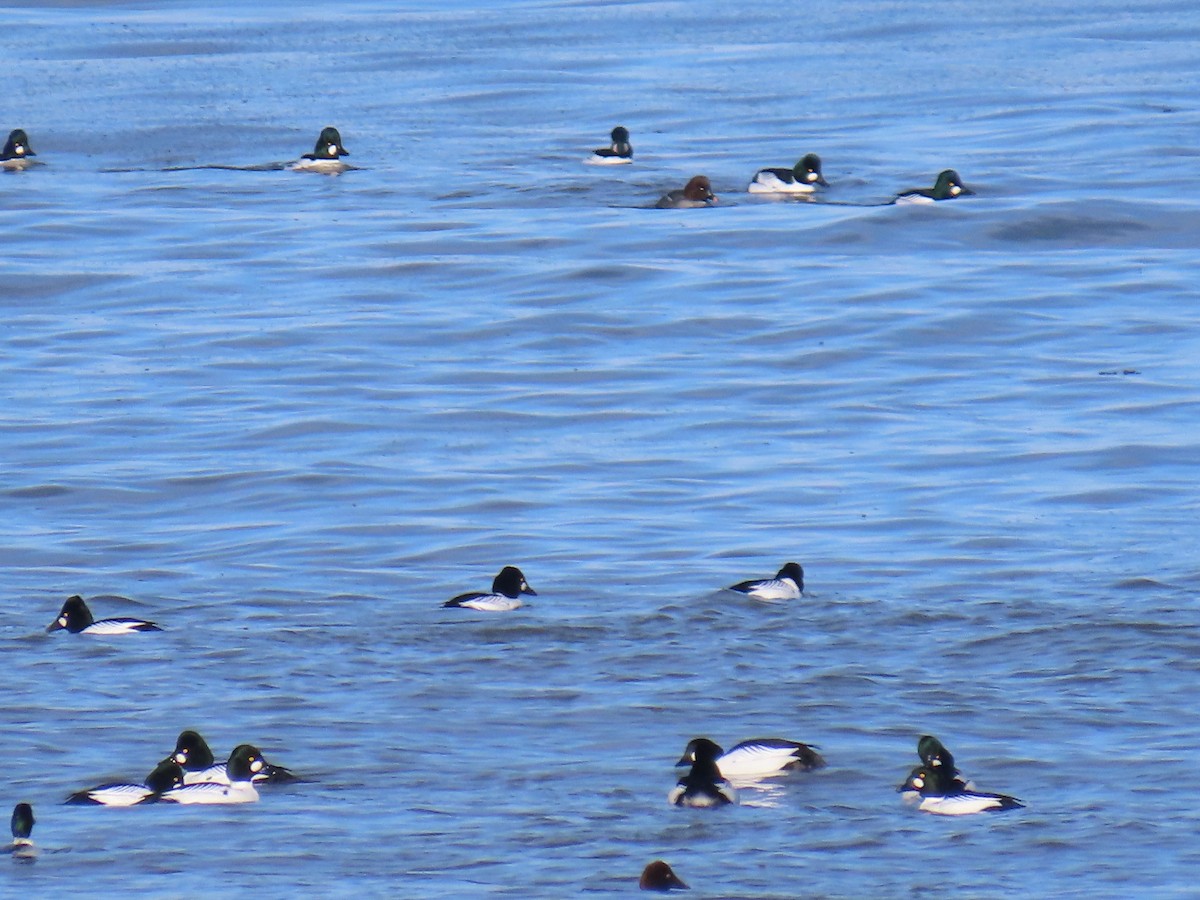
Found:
[584,125,974,208]
[645,734,1023,891]
[21,568,1023,888]
[5,730,298,863]
[3,124,973,209]
[38,561,798,629]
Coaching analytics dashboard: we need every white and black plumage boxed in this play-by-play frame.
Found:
[66,760,184,806]
[166,729,298,785]
[160,745,265,805]
[727,562,804,602]
[676,736,824,779]
[898,765,1024,815]
[46,595,162,635]
[443,566,537,612]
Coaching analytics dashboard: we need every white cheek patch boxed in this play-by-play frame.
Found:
[950,185,961,195]
[15,145,26,155]
[326,144,337,155]
[806,172,818,182]
[250,759,264,772]
[913,775,925,789]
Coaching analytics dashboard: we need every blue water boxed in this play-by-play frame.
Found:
[3,0,1200,896]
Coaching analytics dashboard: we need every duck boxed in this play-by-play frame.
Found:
[639,860,689,891]
[668,740,737,807]
[898,765,1024,815]
[747,153,827,194]
[727,562,804,602]
[165,730,297,785]
[46,595,162,635]
[66,760,185,806]
[1,129,36,170]
[443,566,536,612]
[676,736,824,779]
[160,745,265,805]
[915,734,971,789]
[893,169,973,204]
[655,176,716,209]
[289,126,350,173]
[6,803,35,859]
[585,126,633,165]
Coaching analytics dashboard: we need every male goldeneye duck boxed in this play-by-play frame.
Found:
[898,765,1024,815]
[727,562,804,602]
[747,153,827,194]
[893,169,974,204]
[46,595,162,635]
[167,729,298,785]
[6,803,35,859]
[676,736,824,779]
[290,126,350,173]
[443,566,536,612]
[1,129,36,170]
[66,760,185,806]
[586,126,633,165]
[161,745,264,805]
[668,739,737,807]
[639,860,689,891]
[655,175,716,209]
[902,735,974,797]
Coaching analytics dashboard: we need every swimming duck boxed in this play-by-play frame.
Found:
[67,760,185,806]
[46,595,162,635]
[676,736,824,779]
[893,169,973,204]
[6,803,35,859]
[166,730,298,785]
[655,176,716,209]
[160,745,265,804]
[443,566,537,612]
[898,765,1024,815]
[669,740,737,807]
[290,126,350,173]
[639,860,689,891]
[727,562,804,602]
[747,153,827,194]
[1,129,36,170]
[586,126,633,165]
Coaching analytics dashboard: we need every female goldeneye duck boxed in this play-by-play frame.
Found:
[46,595,162,635]
[898,765,1024,815]
[167,729,298,785]
[6,803,35,858]
[66,760,185,806]
[585,126,633,165]
[676,736,824,779]
[727,562,804,602]
[655,175,716,209]
[893,169,974,204]
[1,129,36,170]
[747,153,828,194]
[669,744,737,808]
[290,126,350,173]
[443,565,536,612]
[639,860,689,891]
[161,745,265,805]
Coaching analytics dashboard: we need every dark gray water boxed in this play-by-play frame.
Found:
[3,0,1199,896]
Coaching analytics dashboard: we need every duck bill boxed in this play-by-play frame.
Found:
[674,755,691,767]
[816,175,829,187]
[958,186,975,196]
[46,617,66,633]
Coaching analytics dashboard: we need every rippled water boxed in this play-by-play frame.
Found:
[3,0,1200,896]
